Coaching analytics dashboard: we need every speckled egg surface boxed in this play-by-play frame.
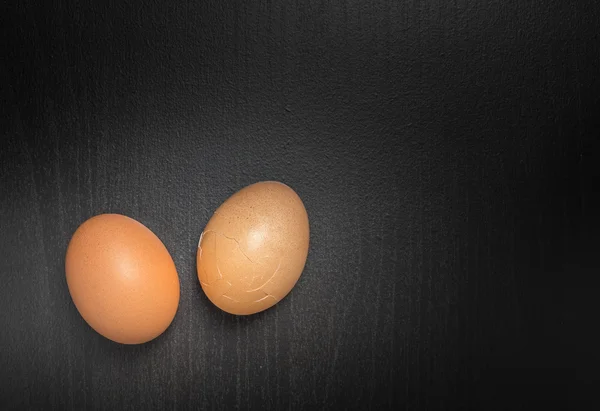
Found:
[197,181,310,315]
[65,214,180,344]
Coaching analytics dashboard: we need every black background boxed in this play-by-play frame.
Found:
[1,1,599,410]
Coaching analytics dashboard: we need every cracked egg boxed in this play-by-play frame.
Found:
[197,181,309,315]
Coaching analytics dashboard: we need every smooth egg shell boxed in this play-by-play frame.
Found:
[197,181,310,315]
[66,214,180,344]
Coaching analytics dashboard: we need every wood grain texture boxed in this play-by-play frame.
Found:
[1,0,599,409]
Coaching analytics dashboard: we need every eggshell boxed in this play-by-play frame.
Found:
[66,214,180,344]
[197,181,309,315]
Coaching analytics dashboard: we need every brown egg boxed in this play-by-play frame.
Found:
[197,181,310,315]
[66,214,180,344]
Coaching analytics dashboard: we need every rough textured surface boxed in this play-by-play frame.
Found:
[1,0,600,409]
[66,214,180,344]
[198,181,310,315]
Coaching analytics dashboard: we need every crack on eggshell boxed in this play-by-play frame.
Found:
[222,291,278,304]
[262,291,279,302]
[246,257,282,293]
[197,258,210,284]
[215,259,224,280]
[200,229,285,305]
[202,229,257,264]
[197,232,210,284]
[203,279,232,290]
[255,294,278,303]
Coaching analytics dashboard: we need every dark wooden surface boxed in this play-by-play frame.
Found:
[1,1,599,409]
